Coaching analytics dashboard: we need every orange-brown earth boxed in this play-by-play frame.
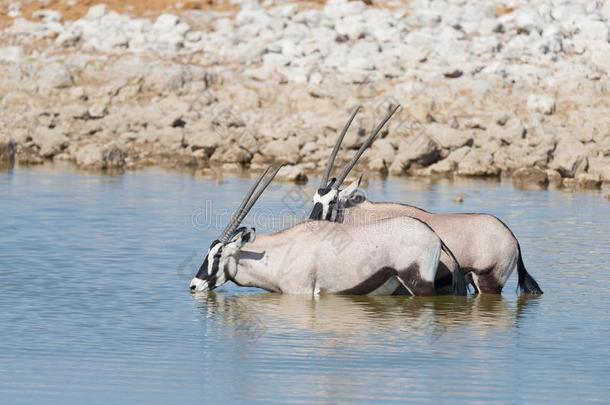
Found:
[0,0,336,28]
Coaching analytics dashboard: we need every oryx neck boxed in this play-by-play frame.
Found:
[232,238,281,293]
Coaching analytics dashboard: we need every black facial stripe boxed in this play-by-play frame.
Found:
[309,202,323,220]
[210,254,220,274]
[207,246,223,288]
[195,257,209,279]
[195,243,223,282]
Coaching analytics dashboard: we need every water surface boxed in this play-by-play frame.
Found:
[1,165,609,404]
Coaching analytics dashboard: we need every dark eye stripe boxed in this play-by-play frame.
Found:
[208,256,220,288]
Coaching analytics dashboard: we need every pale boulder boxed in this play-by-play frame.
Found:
[74,144,104,167]
[587,157,610,182]
[102,144,127,168]
[184,129,222,157]
[0,46,24,63]
[366,138,395,172]
[389,134,440,174]
[546,169,563,187]
[527,94,556,115]
[512,167,549,190]
[38,62,73,89]
[367,157,387,173]
[275,164,308,183]
[424,146,470,175]
[456,148,499,177]
[427,125,474,151]
[550,138,587,177]
[260,140,300,164]
[213,145,252,164]
[576,173,602,189]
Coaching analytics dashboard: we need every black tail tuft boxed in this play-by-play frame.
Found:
[440,242,468,296]
[516,247,543,295]
[452,265,468,296]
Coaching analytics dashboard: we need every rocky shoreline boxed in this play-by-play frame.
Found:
[1,1,609,198]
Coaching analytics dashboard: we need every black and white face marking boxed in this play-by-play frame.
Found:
[310,187,339,221]
[309,178,339,221]
[190,227,256,292]
[190,240,224,292]
[310,177,364,221]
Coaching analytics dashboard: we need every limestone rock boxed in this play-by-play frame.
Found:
[550,138,587,177]
[546,169,563,188]
[75,144,104,168]
[213,145,252,164]
[512,167,549,190]
[527,95,556,115]
[367,157,387,173]
[38,63,73,89]
[32,128,69,158]
[260,141,300,164]
[456,149,499,177]
[587,157,610,182]
[185,129,222,157]
[427,125,474,151]
[88,102,108,119]
[425,158,456,175]
[576,173,601,189]
[275,164,308,183]
[391,134,440,174]
[368,138,395,164]
[75,143,126,169]
[424,146,470,175]
[102,144,127,168]
[0,46,24,63]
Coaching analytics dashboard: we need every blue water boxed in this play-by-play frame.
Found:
[1,164,609,404]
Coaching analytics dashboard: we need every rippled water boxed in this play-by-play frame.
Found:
[1,164,609,404]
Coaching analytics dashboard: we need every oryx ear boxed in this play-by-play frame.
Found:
[230,226,256,246]
[242,227,256,244]
[338,174,363,202]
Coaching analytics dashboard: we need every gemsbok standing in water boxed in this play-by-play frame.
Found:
[189,159,465,296]
[309,106,543,295]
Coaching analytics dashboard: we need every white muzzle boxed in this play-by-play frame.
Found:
[189,277,209,292]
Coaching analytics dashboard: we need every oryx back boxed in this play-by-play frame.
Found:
[239,217,443,296]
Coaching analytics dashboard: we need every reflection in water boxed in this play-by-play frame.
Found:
[194,293,539,345]
[191,293,545,403]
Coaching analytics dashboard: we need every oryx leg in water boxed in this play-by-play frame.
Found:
[189,165,449,296]
[309,106,543,295]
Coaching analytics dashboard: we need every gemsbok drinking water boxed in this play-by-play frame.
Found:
[189,161,466,296]
[309,106,543,295]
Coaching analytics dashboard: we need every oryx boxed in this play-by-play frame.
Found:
[189,164,461,296]
[309,106,543,295]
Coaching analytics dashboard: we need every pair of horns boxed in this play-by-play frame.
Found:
[318,104,401,191]
[218,164,283,243]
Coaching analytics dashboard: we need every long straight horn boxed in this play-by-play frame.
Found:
[333,104,401,189]
[319,106,362,189]
[218,166,272,243]
[230,164,284,233]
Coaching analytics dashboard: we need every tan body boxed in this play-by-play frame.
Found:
[338,200,522,293]
[230,217,443,296]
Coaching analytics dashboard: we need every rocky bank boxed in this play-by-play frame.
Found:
[0,0,609,197]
